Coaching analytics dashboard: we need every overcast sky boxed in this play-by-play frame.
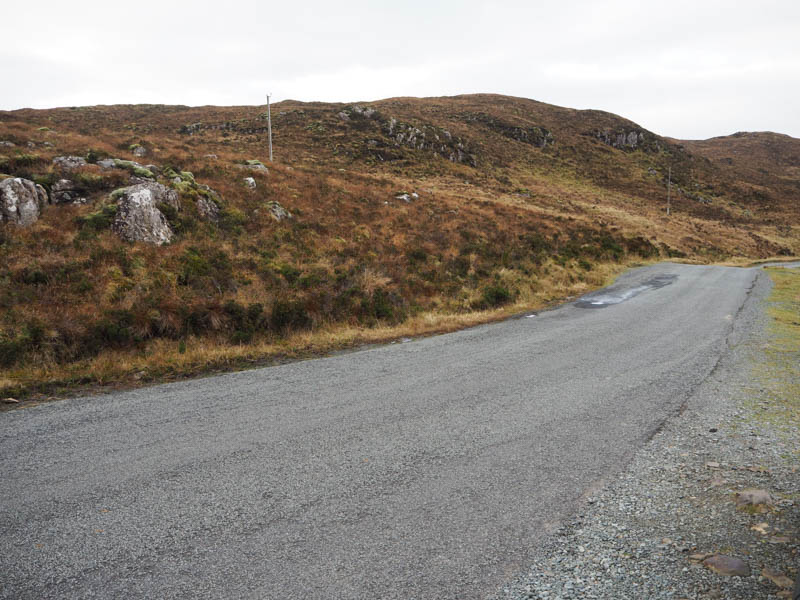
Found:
[4,0,799,139]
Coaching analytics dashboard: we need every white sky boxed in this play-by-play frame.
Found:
[3,0,799,139]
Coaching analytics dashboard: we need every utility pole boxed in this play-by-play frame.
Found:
[266,93,274,162]
[666,166,671,216]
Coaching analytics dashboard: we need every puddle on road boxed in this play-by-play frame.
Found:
[574,274,678,309]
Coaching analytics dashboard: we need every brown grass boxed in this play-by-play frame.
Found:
[0,95,797,399]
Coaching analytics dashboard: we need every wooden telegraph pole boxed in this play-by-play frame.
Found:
[266,93,274,162]
[667,166,671,216]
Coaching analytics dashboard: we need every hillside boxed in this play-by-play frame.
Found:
[1,94,798,398]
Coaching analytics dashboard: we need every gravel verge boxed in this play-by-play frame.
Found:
[492,268,800,600]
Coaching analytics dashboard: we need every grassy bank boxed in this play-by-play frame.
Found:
[0,259,634,403]
[747,267,800,442]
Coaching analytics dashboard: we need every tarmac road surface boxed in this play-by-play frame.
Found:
[0,262,767,599]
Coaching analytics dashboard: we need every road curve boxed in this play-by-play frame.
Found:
[0,263,766,599]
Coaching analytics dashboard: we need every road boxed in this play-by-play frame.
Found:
[0,263,767,599]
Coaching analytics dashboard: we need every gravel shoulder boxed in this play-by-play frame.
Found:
[493,267,800,600]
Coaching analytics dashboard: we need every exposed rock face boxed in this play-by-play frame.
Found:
[244,177,256,189]
[97,158,117,169]
[593,129,658,151]
[383,119,476,165]
[51,179,86,204]
[267,201,291,222]
[52,155,87,170]
[0,178,48,226]
[464,113,554,148]
[112,182,178,245]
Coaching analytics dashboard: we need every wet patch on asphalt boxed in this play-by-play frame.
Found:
[575,274,678,309]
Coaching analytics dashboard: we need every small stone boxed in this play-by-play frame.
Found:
[705,461,721,469]
[689,552,713,562]
[751,522,770,535]
[244,177,256,189]
[708,474,726,487]
[735,488,773,508]
[2,397,19,404]
[762,568,793,589]
[702,554,750,577]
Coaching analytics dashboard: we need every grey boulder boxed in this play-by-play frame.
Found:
[267,201,291,222]
[0,178,48,226]
[112,182,179,245]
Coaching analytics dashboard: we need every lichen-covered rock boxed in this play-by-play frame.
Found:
[239,160,268,172]
[267,201,291,222]
[97,158,117,169]
[51,179,86,204]
[52,155,87,170]
[0,178,48,226]
[196,195,220,221]
[111,182,179,245]
[132,145,147,158]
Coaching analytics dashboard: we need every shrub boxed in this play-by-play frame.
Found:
[177,247,234,292]
[77,204,118,231]
[90,310,136,347]
[482,284,512,307]
[219,208,248,233]
[0,334,25,367]
[270,299,311,332]
[86,148,110,163]
[407,248,427,264]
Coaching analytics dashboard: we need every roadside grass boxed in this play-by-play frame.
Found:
[0,259,632,402]
[746,267,800,449]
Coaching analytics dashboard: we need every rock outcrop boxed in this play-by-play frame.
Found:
[0,178,48,226]
[51,179,86,204]
[112,182,179,245]
[52,156,87,170]
[592,129,659,152]
[464,113,553,148]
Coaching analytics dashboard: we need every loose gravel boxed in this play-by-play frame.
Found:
[493,270,800,600]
